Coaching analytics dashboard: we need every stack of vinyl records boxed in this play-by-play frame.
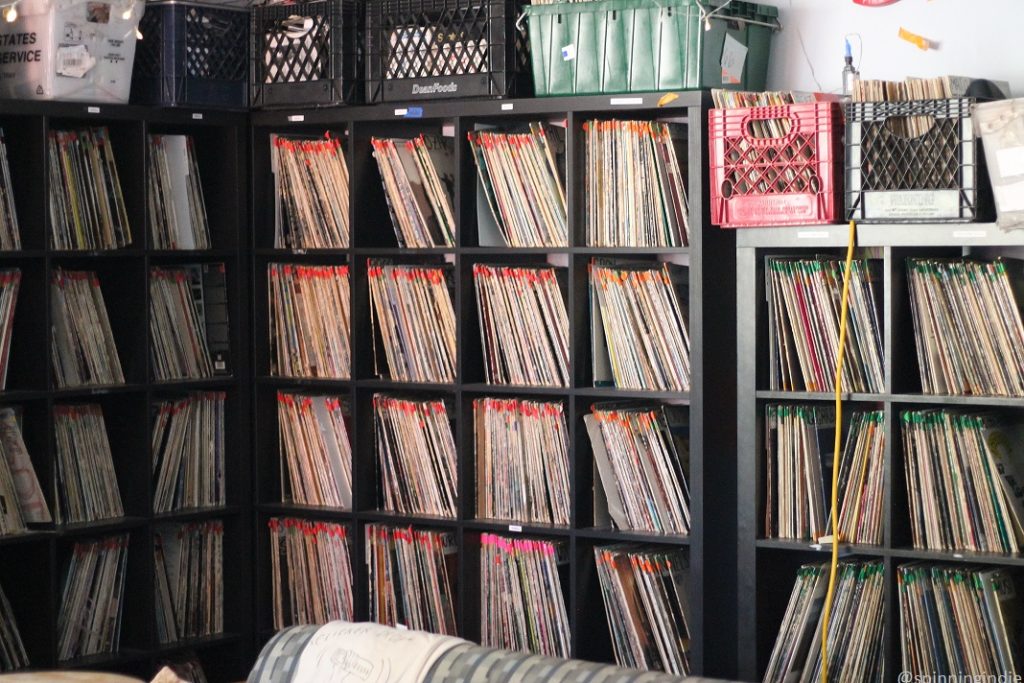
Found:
[0,269,19,390]
[0,129,19,250]
[474,398,570,526]
[0,581,27,671]
[366,523,457,636]
[903,409,1022,553]
[899,564,1021,675]
[268,264,350,379]
[278,392,352,509]
[767,257,884,393]
[152,392,226,513]
[763,405,829,542]
[595,544,691,675]
[369,262,456,383]
[269,518,353,629]
[147,134,210,250]
[53,404,124,525]
[585,120,689,248]
[474,264,569,387]
[57,534,129,660]
[480,533,570,657]
[584,404,690,534]
[371,135,455,248]
[150,264,230,380]
[154,520,224,644]
[469,124,567,247]
[590,261,690,391]
[0,407,51,535]
[48,127,131,250]
[50,269,124,388]
[374,394,457,517]
[908,257,1024,396]
[763,561,884,682]
[831,410,885,546]
[273,134,349,249]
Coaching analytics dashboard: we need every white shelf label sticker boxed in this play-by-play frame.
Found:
[509,524,522,533]
[501,103,514,111]
[797,231,829,239]
[192,113,203,120]
[394,108,408,116]
[952,230,987,239]
[610,97,643,106]
[87,106,100,114]
[287,114,305,122]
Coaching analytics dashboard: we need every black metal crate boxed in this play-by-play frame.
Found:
[132,1,250,109]
[845,98,994,223]
[251,0,364,109]
[365,0,529,103]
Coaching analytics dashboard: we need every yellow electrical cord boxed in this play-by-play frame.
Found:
[820,219,857,683]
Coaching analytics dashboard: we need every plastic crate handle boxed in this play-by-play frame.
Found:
[277,15,315,39]
[741,109,797,146]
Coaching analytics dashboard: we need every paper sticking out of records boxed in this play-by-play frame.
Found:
[150,264,230,380]
[469,123,567,247]
[0,580,28,671]
[371,135,455,248]
[763,561,884,683]
[58,534,130,661]
[595,544,691,676]
[48,127,132,250]
[767,256,884,393]
[54,404,124,525]
[50,268,125,388]
[898,564,1022,676]
[0,268,19,391]
[0,129,20,250]
[269,518,353,630]
[369,261,456,383]
[481,534,570,658]
[152,392,226,514]
[590,260,690,391]
[585,403,690,535]
[908,257,1024,397]
[374,394,457,518]
[474,264,569,387]
[0,407,52,536]
[474,398,570,526]
[903,409,1024,554]
[585,119,689,247]
[147,134,211,250]
[268,264,351,379]
[764,405,885,546]
[278,392,352,510]
[154,520,224,645]
[366,524,458,636]
[273,134,350,249]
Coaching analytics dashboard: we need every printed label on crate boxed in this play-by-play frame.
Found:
[410,81,459,95]
[720,34,747,85]
[996,146,1024,178]
[863,190,961,219]
[728,194,818,223]
[55,43,94,77]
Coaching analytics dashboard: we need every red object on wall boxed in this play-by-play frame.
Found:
[853,0,902,5]
[709,102,844,228]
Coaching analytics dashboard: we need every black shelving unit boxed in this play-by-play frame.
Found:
[0,100,251,681]
[735,222,1024,681]
[250,91,738,678]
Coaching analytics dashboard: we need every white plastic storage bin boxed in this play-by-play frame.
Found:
[0,0,144,102]
[975,97,1024,230]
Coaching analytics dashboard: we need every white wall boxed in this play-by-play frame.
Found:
[765,0,1024,96]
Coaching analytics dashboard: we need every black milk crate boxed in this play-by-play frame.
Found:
[846,97,994,223]
[251,0,364,109]
[365,0,529,103]
[132,1,250,109]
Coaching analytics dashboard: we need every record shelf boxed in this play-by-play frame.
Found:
[250,91,739,678]
[0,100,251,681]
[736,223,1024,681]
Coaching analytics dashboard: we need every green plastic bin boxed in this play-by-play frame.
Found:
[525,0,778,96]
